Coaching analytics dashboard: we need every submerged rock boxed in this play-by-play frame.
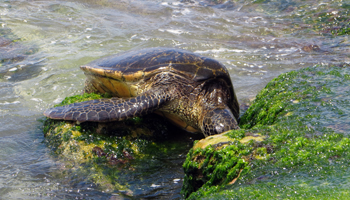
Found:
[182,64,350,199]
[0,29,41,81]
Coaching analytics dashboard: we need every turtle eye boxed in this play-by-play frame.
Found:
[214,123,225,134]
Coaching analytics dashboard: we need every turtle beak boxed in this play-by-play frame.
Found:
[201,106,239,137]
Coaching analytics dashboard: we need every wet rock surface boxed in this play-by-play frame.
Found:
[0,29,41,81]
[42,93,202,198]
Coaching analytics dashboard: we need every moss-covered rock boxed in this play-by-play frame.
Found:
[182,131,266,198]
[182,64,350,199]
[43,93,198,195]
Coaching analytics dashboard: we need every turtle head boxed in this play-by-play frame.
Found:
[201,106,239,137]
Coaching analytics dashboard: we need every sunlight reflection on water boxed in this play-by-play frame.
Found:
[0,0,349,198]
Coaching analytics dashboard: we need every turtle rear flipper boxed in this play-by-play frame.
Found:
[44,91,171,122]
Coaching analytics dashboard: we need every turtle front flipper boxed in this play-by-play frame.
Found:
[44,91,171,122]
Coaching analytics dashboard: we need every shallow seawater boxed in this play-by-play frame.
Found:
[0,0,349,199]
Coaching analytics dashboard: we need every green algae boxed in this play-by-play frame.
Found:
[43,93,193,194]
[302,5,350,36]
[182,139,251,198]
[53,93,111,107]
[229,0,350,36]
[182,131,268,198]
[182,64,350,199]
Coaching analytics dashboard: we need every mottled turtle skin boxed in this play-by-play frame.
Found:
[44,48,240,137]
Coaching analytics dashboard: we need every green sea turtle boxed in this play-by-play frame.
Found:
[44,48,240,137]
